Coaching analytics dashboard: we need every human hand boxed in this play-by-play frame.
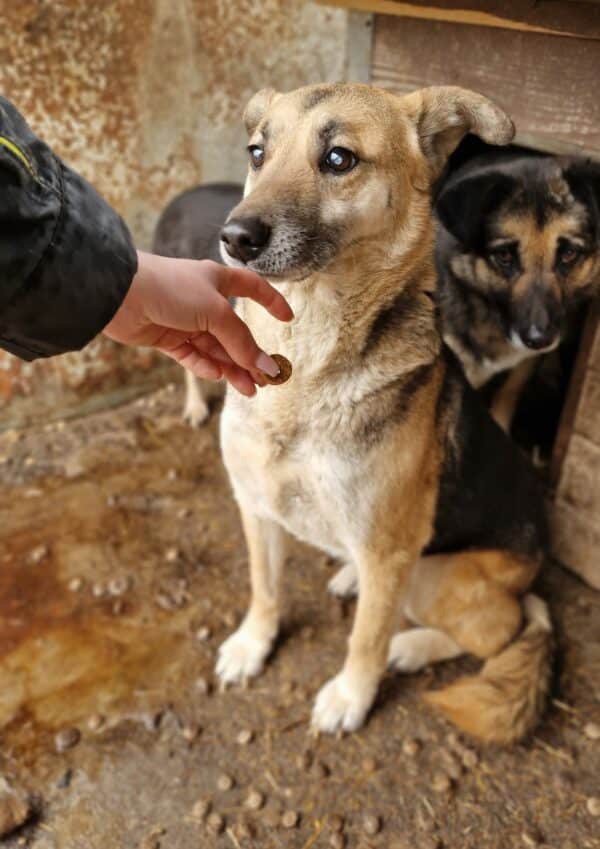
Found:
[103,251,293,396]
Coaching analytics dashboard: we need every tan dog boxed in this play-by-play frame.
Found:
[216,84,551,742]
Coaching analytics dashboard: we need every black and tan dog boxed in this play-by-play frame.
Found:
[215,83,551,743]
[435,153,600,430]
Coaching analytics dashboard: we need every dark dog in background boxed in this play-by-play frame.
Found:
[435,154,600,431]
[152,183,243,424]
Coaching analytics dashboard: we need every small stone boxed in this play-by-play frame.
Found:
[461,749,479,769]
[196,626,211,642]
[402,737,421,758]
[245,790,265,811]
[222,610,237,628]
[280,680,295,697]
[167,468,178,481]
[195,677,211,695]
[281,810,299,829]
[68,577,84,593]
[237,728,254,745]
[112,599,125,616]
[312,760,330,779]
[432,772,452,794]
[234,820,255,840]
[583,722,600,740]
[362,756,377,773]
[521,829,541,847]
[165,547,179,563]
[155,592,176,611]
[0,792,32,838]
[23,456,35,467]
[108,576,131,596]
[192,798,211,820]
[217,773,234,791]
[296,751,312,771]
[415,809,436,833]
[56,769,73,789]
[87,714,105,732]
[27,544,48,564]
[419,837,442,849]
[207,812,225,834]
[92,583,107,599]
[55,727,81,752]
[330,835,346,849]
[441,751,462,780]
[445,732,461,749]
[363,814,382,836]
[586,797,600,816]
[329,814,344,833]
[177,507,191,520]
[181,723,201,742]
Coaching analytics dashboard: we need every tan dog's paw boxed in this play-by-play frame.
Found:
[327,563,358,599]
[311,673,376,734]
[216,626,273,685]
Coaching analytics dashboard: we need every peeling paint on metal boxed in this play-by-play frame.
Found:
[0,0,347,425]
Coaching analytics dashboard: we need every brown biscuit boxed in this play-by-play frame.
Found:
[263,354,293,385]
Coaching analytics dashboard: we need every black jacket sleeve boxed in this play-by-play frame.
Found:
[0,96,137,360]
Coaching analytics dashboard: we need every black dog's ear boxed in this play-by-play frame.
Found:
[435,170,515,248]
[563,159,600,229]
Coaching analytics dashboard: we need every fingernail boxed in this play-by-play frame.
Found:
[256,352,280,378]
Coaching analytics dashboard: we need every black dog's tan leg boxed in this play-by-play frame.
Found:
[490,358,536,433]
[216,508,287,685]
[312,551,409,733]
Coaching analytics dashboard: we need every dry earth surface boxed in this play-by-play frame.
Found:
[0,384,598,849]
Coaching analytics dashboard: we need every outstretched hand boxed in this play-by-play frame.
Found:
[103,251,293,396]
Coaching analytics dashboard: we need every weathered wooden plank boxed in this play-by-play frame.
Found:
[551,498,600,589]
[320,0,600,40]
[371,15,600,158]
[571,365,600,447]
[552,306,600,482]
[555,433,600,515]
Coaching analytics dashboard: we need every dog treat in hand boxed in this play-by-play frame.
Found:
[263,354,292,385]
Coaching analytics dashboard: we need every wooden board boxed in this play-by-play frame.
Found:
[371,14,600,159]
[551,308,600,588]
[320,0,600,40]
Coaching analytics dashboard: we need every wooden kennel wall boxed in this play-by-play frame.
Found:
[324,0,600,587]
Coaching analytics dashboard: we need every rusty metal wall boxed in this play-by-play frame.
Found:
[0,0,348,428]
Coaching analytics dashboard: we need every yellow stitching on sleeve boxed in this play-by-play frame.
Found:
[0,136,35,176]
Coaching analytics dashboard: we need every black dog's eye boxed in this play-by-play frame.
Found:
[557,243,581,268]
[322,147,358,174]
[248,145,265,170]
[490,246,517,273]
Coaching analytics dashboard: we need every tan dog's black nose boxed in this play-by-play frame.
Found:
[221,217,271,263]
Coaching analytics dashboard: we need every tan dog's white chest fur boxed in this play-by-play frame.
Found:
[221,286,388,560]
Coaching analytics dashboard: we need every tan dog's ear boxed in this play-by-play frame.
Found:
[243,88,280,134]
[403,86,515,177]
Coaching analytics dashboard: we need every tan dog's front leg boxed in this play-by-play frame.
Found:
[312,552,408,733]
[216,508,287,686]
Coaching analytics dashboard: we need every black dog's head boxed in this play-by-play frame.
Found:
[436,155,600,351]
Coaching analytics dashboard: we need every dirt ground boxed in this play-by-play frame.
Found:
[0,384,598,849]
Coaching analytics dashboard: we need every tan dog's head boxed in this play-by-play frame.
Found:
[220,84,514,281]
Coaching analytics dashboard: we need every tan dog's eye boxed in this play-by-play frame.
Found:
[248,145,265,170]
[557,243,580,268]
[322,147,357,175]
